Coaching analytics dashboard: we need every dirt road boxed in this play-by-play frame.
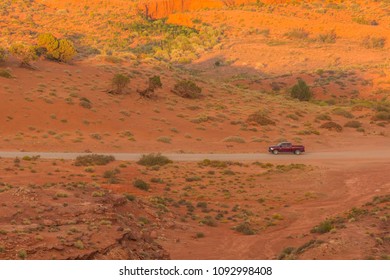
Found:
[0,150,389,161]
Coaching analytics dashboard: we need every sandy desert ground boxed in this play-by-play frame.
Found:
[0,0,389,260]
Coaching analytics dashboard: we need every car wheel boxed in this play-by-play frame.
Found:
[294,150,301,155]
[272,150,278,155]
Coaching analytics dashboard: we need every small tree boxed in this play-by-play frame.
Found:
[290,79,312,101]
[149,75,162,91]
[9,43,38,68]
[172,79,202,99]
[138,75,162,98]
[111,73,130,94]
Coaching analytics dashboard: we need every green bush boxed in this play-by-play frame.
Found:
[103,168,120,184]
[112,73,130,94]
[149,75,162,91]
[362,36,386,49]
[137,153,172,166]
[247,110,276,126]
[126,18,221,63]
[311,220,333,234]
[172,80,202,99]
[317,30,337,43]
[133,179,150,191]
[37,33,76,62]
[9,43,38,67]
[320,121,343,132]
[234,222,256,235]
[222,136,246,143]
[374,112,390,121]
[138,75,162,98]
[0,69,12,79]
[200,216,217,227]
[344,120,362,128]
[290,79,312,101]
[124,193,136,201]
[285,28,309,40]
[74,154,115,166]
[332,108,354,118]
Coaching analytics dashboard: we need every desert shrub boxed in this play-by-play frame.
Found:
[0,47,7,63]
[311,220,333,234]
[362,36,386,49]
[172,80,202,99]
[137,153,172,166]
[79,97,92,109]
[285,28,309,40]
[133,179,150,191]
[37,33,58,53]
[111,73,130,94]
[186,176,202,182]
[124,193,136,201]
[200,216,217,227]
[352,16,371,25]
[18,250,27,259]
[247,110,276,126]
[196,201,208,208]
[0,69,12,78]
[315,114,332,121]
[344,120,362,128]
[317,30,337,43]
[128,18,221,63]
[278,247,296,260]
[103,168,120,184]
[332,108,354,118]
[148,75,162,91]
[320,121,343,132]
[290,79,312,101]
[37,33,76,62]
[198,159,228,168]
[234,222,256,235]
[74,154,115,166]
[374,112,390,121]
[157,136,171,143]
[222,136,246,143]
[9,43,38,67]
[138,75,162,98]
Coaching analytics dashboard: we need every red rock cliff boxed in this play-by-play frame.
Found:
[139,0,257,19]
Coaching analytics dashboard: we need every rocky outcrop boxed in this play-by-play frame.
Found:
[139,0,257,19]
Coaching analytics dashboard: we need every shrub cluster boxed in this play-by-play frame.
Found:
[172,80,202,99]
[133,179,150,191]
[247,110,276,126]
[137,153,172,166]
[37,33,76,62]
[74,154,115,166]
[319,121,343,132]
[125,18,221,63]
[111,73,130,94]
[9,43,38,67]
[285,28,309,40]
[290,79,312,101]
[362,36,386,49]
[317,30,337,43]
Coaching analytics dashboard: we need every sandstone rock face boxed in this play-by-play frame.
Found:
[139,0,256,19]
